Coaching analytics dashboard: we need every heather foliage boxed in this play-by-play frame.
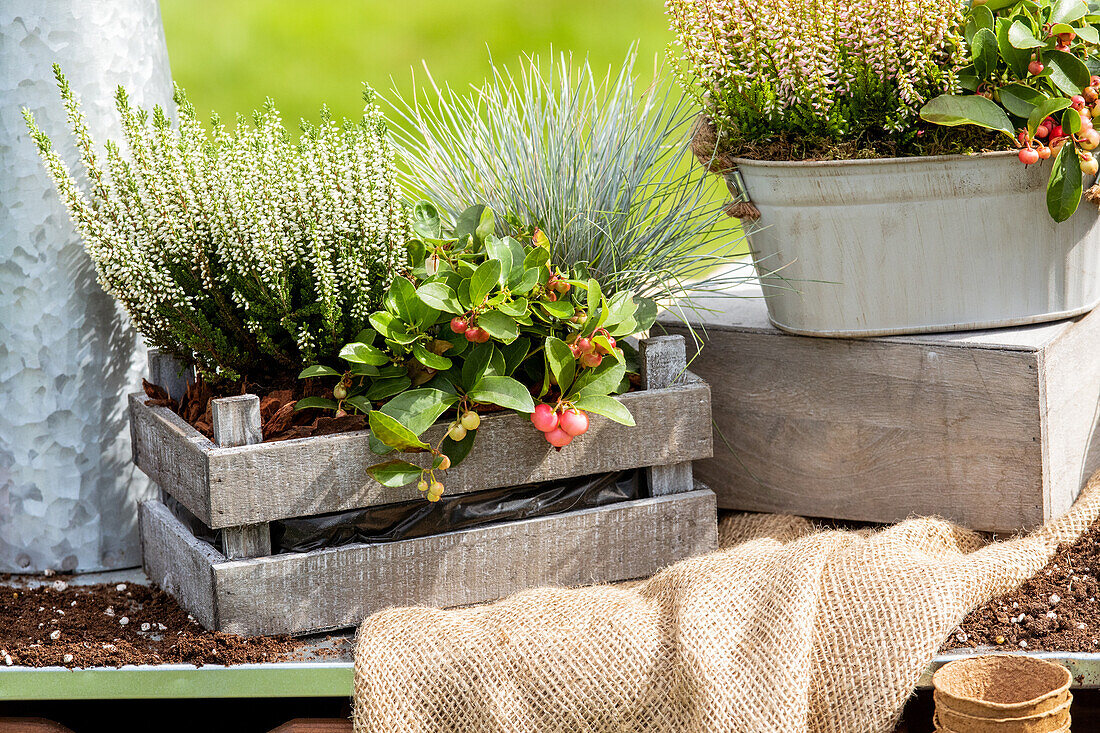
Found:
[665,0,969,156]
[24,66,408,384]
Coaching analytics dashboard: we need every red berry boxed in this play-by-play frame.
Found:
[1060,31,1076,44]
[1073,95,1087,110]
[464,326,480,342]
[531,404,559,433]
[559,409,589,437]
[1019,148,1040,165]
[450,317,468,334]
[579,351,603,368]
[476,328,491,343]
[546,291,558,302]
[1029,60,1045,75]
[575,337,593,354]
[1052,125,1064,139]
[544,427,573,448]
[1036,125,1050,139]
[1038,146,1052,160]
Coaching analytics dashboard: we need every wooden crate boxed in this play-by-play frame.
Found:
[660,285,1100,533]
[134,336,718,635]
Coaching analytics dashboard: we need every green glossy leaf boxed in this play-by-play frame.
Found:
[339,341,389,366]
[545,336,575,392]
[1048,141,1084,222]
[606,295,658,338]
[971,28,999,79]
[538,299,576,319]
[1046,49,1091,95]
[366,459,424,488]
[1077,24,1099,43]
[570,360,627,399]
[348,363,380,377]
[369,311,398,339]
[998,83,1047,118]
[440,427,477,468]
[364,375,413,401]
[411,200,442,239]
[498,297,528,317]
[920,94,1016,138]
[454,204,489,244]
[571,395,635,426]
[1063,107,1084,135]
[353,328,377,346]
[377,388,460,440]
[484,236,515,285]
[1008,19,1044,48]
[1028,97,1072,134]
[345,394,373,413]
[511,267,541,295]
[523,246,550,269]
[477,310,519,342]
[413,343,452,371]
[416,282,463,314]
[470,259,501,305]
[1051,0,1089,25]
[997,19,1033,78]
[298,364,342,379]
[592,335,623,363]
[971,4,995,32]
[293,396,339,411]
[369,410,430,451]
[499,337,530,376]
[468,375,536,413]
[461,343,495,390]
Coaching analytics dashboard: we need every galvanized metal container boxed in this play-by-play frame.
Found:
[0,1,172,572]
[732,151,1100,337]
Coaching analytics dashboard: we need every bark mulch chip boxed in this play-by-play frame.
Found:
[943,519,1100,653]
[0,577,304,668]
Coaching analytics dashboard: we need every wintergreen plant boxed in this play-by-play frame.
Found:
[23,66,408,384]
[666,0,969,157]
[389,52,746,308]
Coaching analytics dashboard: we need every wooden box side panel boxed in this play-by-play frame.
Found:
[210,489,719,636]
[202,381,712,528]
[663,323,1044,532]
[1039,307,1100,520]
[139,500,225,629]
[129,394,214,523]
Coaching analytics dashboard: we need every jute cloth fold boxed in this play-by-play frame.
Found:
[353,473,1100,733]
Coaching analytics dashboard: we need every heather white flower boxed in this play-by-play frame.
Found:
[24,68,408,381]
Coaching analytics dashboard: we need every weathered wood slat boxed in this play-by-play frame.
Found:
[150,489,716,636]
[128,394,213,521]
[130,381,713,528]
[139,500,224,629]
[659,287,1100,532]
[211,395,272,558]
[641,335,695,496]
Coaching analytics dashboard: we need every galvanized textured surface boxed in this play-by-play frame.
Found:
[0,1,173,572]
[734,152,1100,337]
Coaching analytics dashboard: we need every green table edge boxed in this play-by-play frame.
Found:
[0,662,353,700]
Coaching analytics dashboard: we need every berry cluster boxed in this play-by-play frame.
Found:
[530,403,590,447]
[543,271,571,302]
[565,327,617,369]
[413,410,481,502]
[449,316,491,343]
[1018,74,1100,176]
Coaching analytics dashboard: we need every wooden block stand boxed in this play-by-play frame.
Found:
[660,284,1100,533]
[133,336,717,636]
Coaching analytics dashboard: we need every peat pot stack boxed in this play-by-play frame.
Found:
[933,656,1073,732]
[132,335,718,636]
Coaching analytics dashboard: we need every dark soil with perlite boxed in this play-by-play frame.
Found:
[0,577,302,668]
[943,519,1100,653]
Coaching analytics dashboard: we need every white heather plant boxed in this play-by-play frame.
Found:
[24,66,408,384]
[665,0,973,158]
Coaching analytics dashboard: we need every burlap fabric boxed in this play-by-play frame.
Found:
[353,473,1100,733]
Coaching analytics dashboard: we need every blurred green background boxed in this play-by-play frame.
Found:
[158,0,743,258]
[159,0,669,124]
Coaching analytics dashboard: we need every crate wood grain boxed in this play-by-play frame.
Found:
[659,283,1100,532]
[140,488,719,636]
[129,378,712,529]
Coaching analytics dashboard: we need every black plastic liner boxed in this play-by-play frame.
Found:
[272,469,642,553]
[165,470,642,555]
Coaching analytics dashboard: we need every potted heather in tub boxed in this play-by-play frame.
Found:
[667,0,1100,337]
